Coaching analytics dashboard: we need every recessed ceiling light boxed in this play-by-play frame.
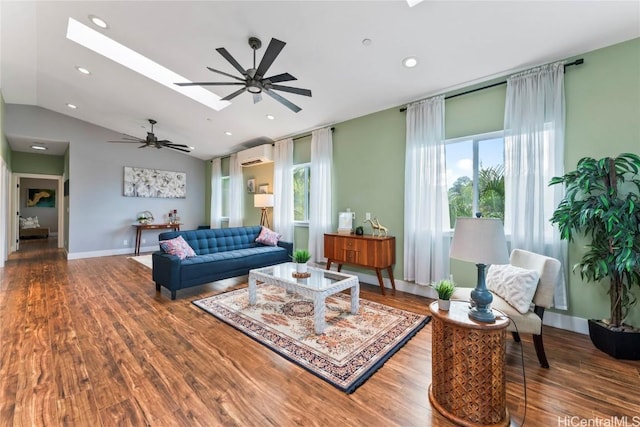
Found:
[224,131,232,136]
[66,18,229,112]
[403,57,418,68]
[31,145,48,151]
[362,38,372,47]
[75,66,91,75]
[66,103,77,109]
[88,15,108,29]
[266,114,275,120]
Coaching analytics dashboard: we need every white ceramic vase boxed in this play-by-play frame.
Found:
[296,263,308,274]
[438,299,451,311]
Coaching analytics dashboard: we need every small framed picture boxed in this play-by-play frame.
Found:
[258,184,269,194]
[247,179,255,193]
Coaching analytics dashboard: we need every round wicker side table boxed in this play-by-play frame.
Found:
[428,300,510,427]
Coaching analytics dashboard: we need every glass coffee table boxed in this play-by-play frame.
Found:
[248,262,360,334]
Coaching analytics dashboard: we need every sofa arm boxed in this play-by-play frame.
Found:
[277,240,294,259]
[152,251,182,289]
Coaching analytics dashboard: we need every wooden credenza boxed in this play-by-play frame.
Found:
[324,233,396,295]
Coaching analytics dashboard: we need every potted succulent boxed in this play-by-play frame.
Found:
[550,153,640,359]
[432,279,456,311]
[292,249,312,274]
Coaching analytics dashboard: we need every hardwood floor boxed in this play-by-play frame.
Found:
[1,239,639,426]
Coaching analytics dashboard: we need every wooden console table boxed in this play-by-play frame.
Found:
[133,223,180,255]
[428,301,509,427]
[323,233,396,295]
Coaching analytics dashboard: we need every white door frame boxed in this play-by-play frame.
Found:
[11,173,65,251]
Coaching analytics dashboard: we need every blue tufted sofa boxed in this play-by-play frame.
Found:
[152,225,293,300]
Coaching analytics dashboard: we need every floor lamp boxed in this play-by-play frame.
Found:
[449,217,509,323]
[254,194,274,228]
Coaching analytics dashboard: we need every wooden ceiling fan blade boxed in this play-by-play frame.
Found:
[164,142,190,148]
[216,47,248,77]
[270,85,312,97]
[166,145,191,153]
[222,87,248,101]
[177,82,245,87]
[255,38,285,78]
[264,89,301,113]
[206,66,246,81]
[264,72,296,83]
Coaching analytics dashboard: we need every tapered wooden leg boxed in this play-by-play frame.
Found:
[533,334,550,368]
[326,260,332,270]
[512,332,521,342]
[171,290,177,300]
[155,283,161,291]
[386,266,396,291]
[375,268,386,295]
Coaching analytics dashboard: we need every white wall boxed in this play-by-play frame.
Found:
[5,105,207,257]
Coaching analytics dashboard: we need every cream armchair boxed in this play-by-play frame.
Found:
[452,248,562,368]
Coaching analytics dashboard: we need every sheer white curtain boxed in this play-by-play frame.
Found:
[504,61,568,309]
[228,153,244,227]
[209,158,223,229]
[404,96,450,285]
[309,128,333,263]
[273,138,294,241]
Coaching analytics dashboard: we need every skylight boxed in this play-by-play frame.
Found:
[66,17,229,111]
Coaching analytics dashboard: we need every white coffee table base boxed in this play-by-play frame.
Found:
[249,264,359,334]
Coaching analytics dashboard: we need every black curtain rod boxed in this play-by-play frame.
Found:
[399,58,584,112]
[292,126,335,141]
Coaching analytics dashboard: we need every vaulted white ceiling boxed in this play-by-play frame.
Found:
[2,1,639,159]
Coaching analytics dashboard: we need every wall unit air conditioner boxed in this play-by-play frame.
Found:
[237,144,274,167]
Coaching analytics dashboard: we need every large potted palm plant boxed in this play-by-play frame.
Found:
[550,153,640,359]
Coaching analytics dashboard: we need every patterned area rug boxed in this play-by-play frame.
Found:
[193,284,430,393]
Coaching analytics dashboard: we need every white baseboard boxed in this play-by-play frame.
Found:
[67,245,157,260]
[543,311,589,335]
[313,262,589,335]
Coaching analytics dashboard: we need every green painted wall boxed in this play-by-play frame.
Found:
[560,38,640,326]
[11,151,64,175]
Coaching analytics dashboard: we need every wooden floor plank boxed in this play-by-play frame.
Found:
[1,238,639,426]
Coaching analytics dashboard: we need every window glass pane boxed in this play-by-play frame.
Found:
[446,139,474,227]
[445,135,504,227]
[478,137,504,220]
[221,176,229,217]
[293,166,310,221]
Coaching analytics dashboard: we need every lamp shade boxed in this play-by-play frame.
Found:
[254,194,274,208]
[450,217,509,265]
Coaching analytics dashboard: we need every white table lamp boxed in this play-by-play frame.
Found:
[449,217,509,322]
[254,194,274,228]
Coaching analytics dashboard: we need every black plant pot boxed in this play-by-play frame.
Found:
[588,319,640,360]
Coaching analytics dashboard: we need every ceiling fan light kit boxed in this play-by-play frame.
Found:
[177,37,312,113]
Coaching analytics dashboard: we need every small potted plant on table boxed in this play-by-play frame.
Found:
[432,279,456,311]
[292,249,312,274]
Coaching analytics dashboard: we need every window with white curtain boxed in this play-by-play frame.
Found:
[221,176,229,221]
[445,131,504,228]
[293,163,310,224]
